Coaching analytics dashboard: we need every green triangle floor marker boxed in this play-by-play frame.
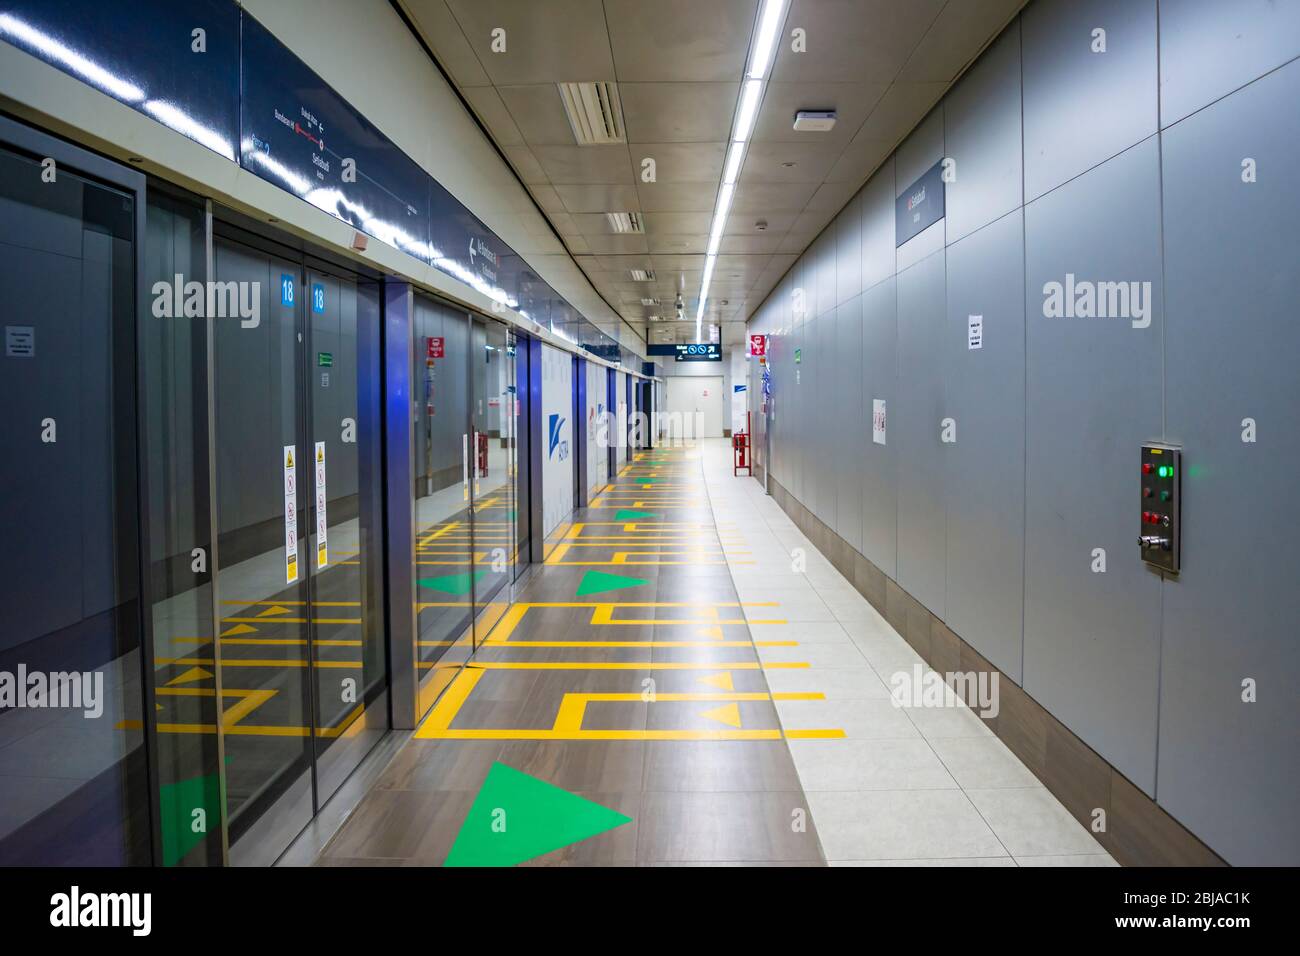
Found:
[160,771,222,867]
[575,569,650,597]
[418,569,487,595]
[444,762,632,867]
[614,509,660,520]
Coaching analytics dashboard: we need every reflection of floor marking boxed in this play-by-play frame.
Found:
[155,657,361,669]
[221,616,361,625]
[480,639,795,649]
[545,543,735,566]
[698,671,734,690]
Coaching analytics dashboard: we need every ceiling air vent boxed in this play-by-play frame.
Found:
[629,269,656,282]
[640,297,659,306]
[607,212,645,234]
[558,82,625,145]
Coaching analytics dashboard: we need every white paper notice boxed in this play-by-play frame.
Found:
[968,314,983,350]
[283,445,298,583]
[314,441,328,569]
[872,399,887,445]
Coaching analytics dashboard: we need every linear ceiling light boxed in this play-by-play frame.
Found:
[606,211,644,233]
[558,81,626,145]
[692,0,786,341]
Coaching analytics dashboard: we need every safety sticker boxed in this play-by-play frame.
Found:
[315,441,328,569]
[284,445,298,583]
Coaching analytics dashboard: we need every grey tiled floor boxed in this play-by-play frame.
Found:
[699,439,1116,867]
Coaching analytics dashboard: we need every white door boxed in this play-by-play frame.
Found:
[666,376,723,439]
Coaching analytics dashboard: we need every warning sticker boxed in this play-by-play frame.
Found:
[284,445,298,583]
[315,441,328,569]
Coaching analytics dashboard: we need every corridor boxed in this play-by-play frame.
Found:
[316,441,1113,866]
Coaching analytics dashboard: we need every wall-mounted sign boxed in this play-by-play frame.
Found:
[427,336,445,359]
[968,314,984,350]
[5,326,34,358]
[895,159,946,247]
[794,348,801,364]
[317,352,333,367]
[749,334,767,357]
[872,399,887,445]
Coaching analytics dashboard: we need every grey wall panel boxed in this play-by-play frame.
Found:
[943,210,1026,681]
[836,193,863,306]
[897,217,944,273]
[815,227,837,318]
[1022,138,1163,794]
[835,295,865,551]
[1158,60,1300,866]
[944,23,1024,245]
[895,107,945,197]
[1159,0,1300,127]
[859,277,898,577]
[895,250,947,616]
[1022,0,1158,201]
[861,156,897,290]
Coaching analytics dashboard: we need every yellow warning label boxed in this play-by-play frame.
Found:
[317,544,328,567]
[286,554,298,583]
[286,450,294,467]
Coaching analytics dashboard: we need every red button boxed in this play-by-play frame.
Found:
[1142,487,1152,498]
[1142,463,1153,475]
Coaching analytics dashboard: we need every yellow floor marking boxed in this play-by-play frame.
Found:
[465,661,807,671]
[698,671,734,691]
[221,616,361,625]
[423,667,484,733]
[221,600,361,607]
[697,625,724,639]
[256,605,292,617]
[481,639,793,649]
[221,624,257,637]
[165,666,212,686]
[699,702,742,728]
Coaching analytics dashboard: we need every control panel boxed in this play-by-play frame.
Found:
[1139,443,1181,573]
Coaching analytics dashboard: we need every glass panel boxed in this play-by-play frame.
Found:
[306,266,387,804]
[513,334,531,575]
[142,191,224,866]
[0,146,150,864]
[411,297,473,713]
[212,239,313,861]
[471,317,514,635]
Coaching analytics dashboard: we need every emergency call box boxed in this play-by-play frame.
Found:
[1139,443,1181,574]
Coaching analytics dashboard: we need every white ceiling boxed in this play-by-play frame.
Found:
[398,0,1025,338]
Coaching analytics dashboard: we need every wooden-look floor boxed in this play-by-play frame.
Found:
[316,445,830,866]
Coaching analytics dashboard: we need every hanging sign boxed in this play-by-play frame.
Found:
[314,442,329,569]
[283,445,299,583]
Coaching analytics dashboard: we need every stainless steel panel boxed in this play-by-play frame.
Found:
[1022,138,1163,793]
[1021,0,1158,201]
[835,295,864,551]
[943,210,1025,681]
[835,193,862,305]
[895,249,947,616]
[860,156,897,291]
[1158,59,1300,865]
[859,277,898,576]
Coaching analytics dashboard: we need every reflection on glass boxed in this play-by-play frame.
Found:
[471,318,515,636]
[0,148,150,864]
[211,239,314,860]
[412,297,474,713]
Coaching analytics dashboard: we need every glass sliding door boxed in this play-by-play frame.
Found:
[513,332,531,575]
[471,316,515,635]
[0,128,152,865]
[411,296,473,712]
[304,261,387,805]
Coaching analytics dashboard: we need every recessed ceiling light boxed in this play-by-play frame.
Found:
[629,269,656,281]
[640,297,659,306]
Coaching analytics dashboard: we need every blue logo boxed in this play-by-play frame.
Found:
[548,413,569,461]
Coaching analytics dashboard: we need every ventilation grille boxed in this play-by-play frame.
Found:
[629,269,656,282]
[607,212,645,234]
[558,82,625,145]
[639,297,659,306]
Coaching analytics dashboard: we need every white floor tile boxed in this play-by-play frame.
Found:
[788,738,957,791]
[807,790,1008,862]
[965,788,1105,857]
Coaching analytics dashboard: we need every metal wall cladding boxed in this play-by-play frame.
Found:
[943,22,1023,245]
[1158,0,1300,128]
[834,295,864,552]
[1021,0,1158,202]
[1022,137,1164,795]
[860,157,897,292]
[859,278,899,578]
[895,249,948,617]
[1159,59,1300,866]
[836,193,863,307]
[943,210,1026,682]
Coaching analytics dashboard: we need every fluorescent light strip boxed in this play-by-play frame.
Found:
[747,0,786,79]
[733,79,762,143]
[723,141,745,185]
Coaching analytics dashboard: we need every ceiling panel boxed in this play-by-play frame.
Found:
[855,81,949,144]
[462,85,525,145]
[824,131,895,183]
[718,234,787,255]
[771,0,946,84]
[605,0,758,82]
[739,140,842,183]
[640,211,713,234]
[553,183,642,212]
[402,0,491,87]
[532,144,635,183]
[446,0,617,84]
[503,145,548,184]
[896,0,1026,84]
[724,210,799,235]
[581,234,650,254]
[497,84,582,144]
[621,82,739,142]
[625,142,728,182]
[635,181,719,213]
[647,234,709,254]
[730,180,819,212]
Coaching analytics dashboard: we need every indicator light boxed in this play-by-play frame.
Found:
[1160,490,1171,502]
[1142,463,1153,475]
[1157,465,1174,479]
[1142,487,1152,498]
